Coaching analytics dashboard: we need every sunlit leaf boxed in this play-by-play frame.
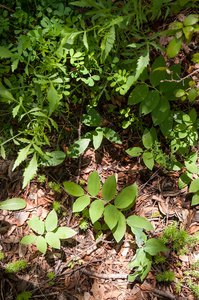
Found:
[45,210,58,232]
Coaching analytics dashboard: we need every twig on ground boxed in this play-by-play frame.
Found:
[141,282,180,300]
[160,69,199,83]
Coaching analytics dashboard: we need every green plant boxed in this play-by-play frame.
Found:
[5,259,28,273]
[38,174,47,184]
[156,270,176,282]
[154,254,166,264]
[0,198,26,210]
[52,201,61,213]
[20,210,77,254]
[0,252,4,260]
[161,14,199,58]
[49,182,61,193]
[47,271,56,286]
[79,219,89,231]
[187,279,199,298]
[16,291,32,300]
[67,106,122,158]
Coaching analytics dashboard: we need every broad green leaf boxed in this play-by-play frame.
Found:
[45,232,60,249]
[131,227,146,248]
[101,25,115,63]
[187,151,197,163]
[191,191,199,206]
[27,215,44,235]
[45,209,58,232]
[104,205,119,230]
[47,82,60,116]
[22,153,38,189]
[142,128,157,149]
[139,90,159,116]
[160,112,173,137]
[36,236,47,254]
[144,239,169,255]
[143,151,154,170]
[187,126,198,147]
[114,185,137,209]
[101,127,122,144]
[67,138,91,158]
[126,147,143,157]
[192,53,199,63]
[160,64,181,93]
[54,227,77,239]
[93,127,103,149]
[189,178,199,193]
[178,171,192,189]
[121,47,150,95]
[150,55,166,87]
[1,145,6,159]
[185,161,197,174]
[63,181,84,196]
[112,211,126,242]
[101,175,117,200]
[87,171,100,197]
[13,144,31,171]
[184,14,199,26]
[0,46,15,58]
[73,195,90,212]
[40,151,66,167]
[189,109,197,124]
[127,215,154,231]
[166,37,183,58]
[152,97,170,125]
[168,161,183,171]
[128,248,145,269]
[128,85,149,105]
[0,198,26,210]
[89,200,104,224]
[82,106,102,127]
[20,234,36,244]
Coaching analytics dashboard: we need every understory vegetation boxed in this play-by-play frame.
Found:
[0,0,199,298]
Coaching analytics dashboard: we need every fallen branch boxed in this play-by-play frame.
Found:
[160,69,199,83]
[141,282,180,300]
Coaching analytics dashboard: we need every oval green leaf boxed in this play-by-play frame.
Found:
[126,147,143,157]
[54,227,77,239]
[45,232,60,249]
[114,185,137,209]
[112,212,126,243]
[67,138,91,158]
[104,205,119,230]
[102,127,122,144]
[127,215,154,231]
[101,175,117,200]
[152,97,170,125]
[20,234,36,245]
[128,85,149,105]
[0,198,26,210]
[189,178,199,193]
[191,191,199,206]
[178,171,192,189]
[87,171,101,197]
[144,239,169,255]
[73,195,90,213]
[45,209,58,232]
[63,181,84,196]
[166,36,183,58]
[139,90,160,116]
[89,200,104,224]
[93,127,103,150]
[27,215,44,235]
[36,236,47,254]
[143,151,154,170]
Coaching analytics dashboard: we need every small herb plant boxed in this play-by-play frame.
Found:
[156,270,176,282]
[20,210,77,254]
[16,291,32,300]
[49,182,62,193]
[5,259,28,273]
[47,271,56,286]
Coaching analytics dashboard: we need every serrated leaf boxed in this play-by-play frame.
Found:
[22,152,38,189]
[36,236,47,254]
[20,234,36,244]
[93,127,103,149]
[67,138,91,158]
[82,106,102,127]
[143,151,154,170]
[144,239,169,255]
[178,171,192,189]
[1,145,6,159]
[45,210,58,232]
[127,215,154,231]
[0,198,26,210]
[152,97,170,125]
[128,85,149,105]
[27,215,44,235]
[0,46,15,58]
[189,178,199,193]
[191,191,199,206]
[101,127,122,144]
[101,175,117,200]
[63,181,84,196]
[126,147,143,157]
[13,144,31,171]
[114,186,137,209]
[166,36,183,58]
[150,55,166,87]
[104,205,119,230]
[112,211,126,242]
[73,195,90,212]
[87,171,100,197]
[139,90,160,116]
[121,47,150,95]
[89,200,104,224]
[47,82,60,116]
[54,227,77,239]
[45,232,60,249]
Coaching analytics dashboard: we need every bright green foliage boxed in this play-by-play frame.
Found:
[49,182,62,193]
[52,201,62,213]
[154,254,166,264]
[79,219,90,231]
[47,271,56,286]
[38,174,47,184]
[21,210,77,254]
[5,260,28,273]
[156,270,176,282]
[0,198,26,210]
[16,291,32,300]
[0,252,5,260]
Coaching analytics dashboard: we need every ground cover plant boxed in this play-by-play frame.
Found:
[0,0,199,299]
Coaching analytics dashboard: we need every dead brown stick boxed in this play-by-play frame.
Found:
[1,5,15,13]
[160,69,199,83]
[141,282,180,300]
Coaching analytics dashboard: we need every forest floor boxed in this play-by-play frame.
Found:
[1,5,199,300]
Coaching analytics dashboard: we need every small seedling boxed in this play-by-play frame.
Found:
[49,182,62,193]
[156,270,176,282]
[5,260,28,273]
[16,291,32,300]
[52,201,61,213]
[47,271,56,286]
[38,174,47,184]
